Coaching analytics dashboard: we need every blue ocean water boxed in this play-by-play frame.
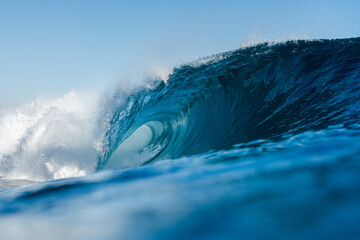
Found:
[0,38,360,239]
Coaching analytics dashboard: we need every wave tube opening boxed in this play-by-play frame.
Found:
[105,121,166,169]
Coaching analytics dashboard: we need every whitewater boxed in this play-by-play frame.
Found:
[0,38,360,239]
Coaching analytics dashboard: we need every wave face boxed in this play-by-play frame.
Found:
[1,38,360,240]
[98,38,360,169]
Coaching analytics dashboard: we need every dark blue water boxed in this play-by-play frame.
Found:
[0,38,360,239]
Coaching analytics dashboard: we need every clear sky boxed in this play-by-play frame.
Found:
[1,0,360,107]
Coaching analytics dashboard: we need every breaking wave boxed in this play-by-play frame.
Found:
[1,38,359,181]
[97,38,360,170]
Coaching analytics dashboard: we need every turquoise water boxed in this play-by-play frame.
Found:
[0,38,360,239]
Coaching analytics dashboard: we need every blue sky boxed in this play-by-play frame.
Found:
[1,0,360,107]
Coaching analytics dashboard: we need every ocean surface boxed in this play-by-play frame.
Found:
[0,38,360,239]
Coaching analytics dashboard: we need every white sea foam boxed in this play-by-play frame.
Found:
[0,91,99,181]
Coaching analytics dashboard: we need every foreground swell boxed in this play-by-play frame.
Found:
[1,125,360,239]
